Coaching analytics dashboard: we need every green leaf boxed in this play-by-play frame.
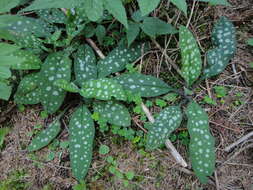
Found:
[0,82,12,100]
[179,26,202,86]
[37,9,67,24]
[115,73,172,97]
[93,101,131,127]
[196,0,231,6]
[140,17,178,38]
[98,43,149,78]
[99,145,110,155]
[126,22,140,46]
[146,106,182,150]
[69,105,95,181]
[203,17,236,78]
[84,0,104,22]
[10,50,42,70]
[0,55,24,67]
[0,66,11,79]
[0,43,20,55]
[27,119,61,151]
[0,127,10,148]
[0,0,19,13]
[137,0,160,16]
[186,101,215,184]
[125,171,135,180]
[103,0,128,28]
[80,78,127,101]
[22,0,81,11]
[74,45,97,87]
[247,38,253,46]
[54,79,79,93]
[171,0,187,15]
[96,25,106,45]
[39,52,71,114]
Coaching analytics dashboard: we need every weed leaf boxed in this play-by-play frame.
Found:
[171,0,187,15]
[146,106,182,150]
[137,0,160,16]
[126,21,140,46]
[186,101,215,184]
[69,105,95,181]
[84,0,104,22]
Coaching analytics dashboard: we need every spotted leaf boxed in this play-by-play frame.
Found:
[28,119,61,151]
[69,105,95,181]
[39,52,71,114]
[10,50,42,70]
[186,101,215,184]
[98,43,149,78]
[54,79,79,93]
[179,26,202,86]
[14,72,41,105]
[203,17,236,78]
[146,106,182,150]
[74,45,97,87]
[37,9,66,23]
[80,78,126,101]
[93,101,131,127]
[114,73,172,97]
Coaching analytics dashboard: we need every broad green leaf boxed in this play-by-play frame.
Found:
[22,0,81,11]
[146,106,182,150]
[98,43,149,78]
[137,0,160,16]
[0,15,53,37]
[140,17,178,38]
[14,72,41,105]
[0,0,19,13]
[186,102,215,184]
[80,78,127,101]
[12,32,43,49]
[74,45,97,87]
[0,66,11,79]
[93,101,131,127]
[203,17,236,78]
[103,0,128,28]
[114,73,173,97]
[84,0,104,21]
[247,38,253,46]
[126,22,140,46]
[10,50,42,70]
[69,105,95,181]
[0,55,24,67]
[0,82,12,100]
[39,52,71,114]
[0,43,20,55]
[27,119,61,151]
[171,0,187,15]
[54,79,79,93]
[179,26,202,86]
[37,9,67,23]
[196,0,231,6]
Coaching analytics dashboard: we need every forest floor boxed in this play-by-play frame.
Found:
[0,0,253,190]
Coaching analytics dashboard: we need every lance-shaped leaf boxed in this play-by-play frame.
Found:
[12,32,43,50]
[0,82,12,101]
[69,105,95,181]
[146,106,182,150]
[203,17,236,78]
[137,0,160,16]
[27,119,61,151]
[93,101,131,127]
[0,15,53,37]
[98,43,149,78]
[186,101,215,184]
[114,73,172,97]
[54,79,79,93]
[84,0,104,22]
[74,45,97,87]
[14,72,41,105]
[10,50,42,70]
[39,52,71,114]
[80,78,127,101]
[196,0,231,6]
[37,9,66,23]
[179,26,202,86]
[0,42,20,55]
[0,0,20,13]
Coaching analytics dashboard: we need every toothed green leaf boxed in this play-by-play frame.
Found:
[39,52,71,114]
[115,73,172,97]
[54,79,79,93]
[93,101,131,127]
[37,9,67,23]
[137,0,160,16]
[186,102,215,184]
[80,78,127,101]
[28,119,61,151]
[203,17,236,78]
[146,106,182,150]
[10,50,42,70]
[74,45,97,87]
[98,43,149,78]
[69,105,95,181]
[179,26,202,86]
[84,0,104,22]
